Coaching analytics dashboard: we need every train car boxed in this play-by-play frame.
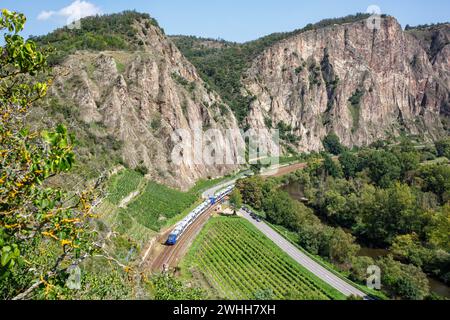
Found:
[166,199,211,245]
[209,185,235,205]
[166,186,235,245]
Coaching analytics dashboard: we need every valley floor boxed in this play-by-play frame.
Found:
[180,216,345,300]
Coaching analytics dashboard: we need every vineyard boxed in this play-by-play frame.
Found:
[183,217,345,300]
[126,181,199,231]
[104,169,232,233]
[106,169,144,205]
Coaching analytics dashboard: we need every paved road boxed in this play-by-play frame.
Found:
[239,210,368,299]
[201,171,252,199]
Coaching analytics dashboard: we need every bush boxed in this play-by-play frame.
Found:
[378,256,430,300]
[435,138,450,159]
[360,150,401,187]
[323,133,344,155]
[135,165,149,176]
[339,151,359,179]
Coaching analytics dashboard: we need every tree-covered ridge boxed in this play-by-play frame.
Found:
[405,22,450,31]
[31,11,160,65]
[171,13,374,123]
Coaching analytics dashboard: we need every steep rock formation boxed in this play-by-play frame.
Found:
[407,24,450,124]
[47,21,243,189]
[244,17,450,152]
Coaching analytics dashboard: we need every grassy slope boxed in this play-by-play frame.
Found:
[180,216,345,300]
[100,169,237,241]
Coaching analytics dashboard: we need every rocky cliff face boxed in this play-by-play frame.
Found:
[46,21,243,189]
[243,17,450,152]
[407,24,450,124]
[36,14,449,188]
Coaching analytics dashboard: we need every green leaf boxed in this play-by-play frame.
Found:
[1,252,11,267]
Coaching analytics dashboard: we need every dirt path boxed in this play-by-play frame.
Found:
[261,162,308,178]
[119,180,147,208]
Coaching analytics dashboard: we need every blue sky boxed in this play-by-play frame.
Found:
[2,0,449,42]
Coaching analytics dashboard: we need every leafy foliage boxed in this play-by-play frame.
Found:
[435,137,450,159]
[239,136,450,299]
[0,9,99,299]
[359,150,402,187]
[322,133,344,155]
[378,256,430,300]
[277,121,300,144]
[152,274,205,300]
[228,188,243,210]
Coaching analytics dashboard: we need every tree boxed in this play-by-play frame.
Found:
[229,189,243,211]
[395,151,420,179]
[361,150,401,187]
[349,256,376,283]
[326,228,360,265]
[263,191,299,229]
[427,204,450,251]
[354,183,423,246]
[0,9,99,300]
[236,176,264,210]
[435,138,450,159]
[323,154,343,178]
[322,190,357,227]
[378,256,430,300]
[339,151,359,179]
[297,223,327,256]
[391,234,427,267]
[322,133,344,155]
[419,164,450,204]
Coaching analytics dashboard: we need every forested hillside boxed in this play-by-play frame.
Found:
[32,11,159,65]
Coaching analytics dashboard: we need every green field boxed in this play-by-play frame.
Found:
[181,217,345,300]
[103,169,239,234]
[107,169,144,205]
[125,181,198,231]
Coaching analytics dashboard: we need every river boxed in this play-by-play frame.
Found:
[283,181,450,299]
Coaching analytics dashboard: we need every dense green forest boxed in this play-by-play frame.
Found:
[236,135,450,300]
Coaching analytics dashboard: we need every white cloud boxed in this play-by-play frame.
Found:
[37,1,101,24]
[37,10,56,21]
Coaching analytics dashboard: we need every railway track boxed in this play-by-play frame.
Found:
[148,202,221,273]
[146,160,322,273]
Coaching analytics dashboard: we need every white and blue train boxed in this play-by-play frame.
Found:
[166,185,235,245]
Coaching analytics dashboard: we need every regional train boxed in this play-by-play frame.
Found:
[166,185,234,245]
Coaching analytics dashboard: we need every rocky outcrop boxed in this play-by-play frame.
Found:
[407,24,450,123]
[41,15,449,188]
[48,21,243,189]
[243,17,450,152]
